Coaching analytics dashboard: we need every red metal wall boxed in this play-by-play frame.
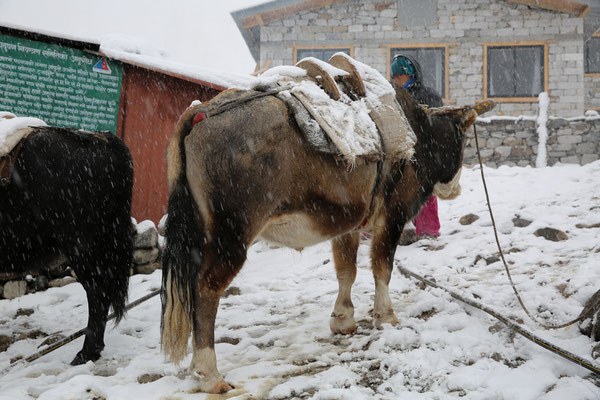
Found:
[117,65,221,224]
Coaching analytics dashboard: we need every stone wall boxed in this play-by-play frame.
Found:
[464,115,600,167]
[132,221,161,275]
[259,0,593,117]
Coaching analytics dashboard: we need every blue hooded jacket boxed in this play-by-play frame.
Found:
[391,55,443,108]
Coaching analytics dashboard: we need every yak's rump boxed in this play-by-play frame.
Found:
[0,124,134,365]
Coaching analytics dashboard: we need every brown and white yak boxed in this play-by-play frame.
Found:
[161,83,495,393]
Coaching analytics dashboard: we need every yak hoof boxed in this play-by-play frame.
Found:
[330,313,356,335]
[195,378,233,394]
[374,313,400,330]
[193,370,233,394]
[70,350,101,366]
[210,380,233,394]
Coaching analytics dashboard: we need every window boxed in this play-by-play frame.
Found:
[390,47,446,100]
[585,36,600,74]
[486,44,545,99]
[294,48,351,63]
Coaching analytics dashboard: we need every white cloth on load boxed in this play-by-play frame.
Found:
[289,79,382,164]
[0,113,47,157]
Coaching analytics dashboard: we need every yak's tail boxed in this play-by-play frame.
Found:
[106,132,134,324]
[161,105,205,364]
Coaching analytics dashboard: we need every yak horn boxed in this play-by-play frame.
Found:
[423,100,496,118]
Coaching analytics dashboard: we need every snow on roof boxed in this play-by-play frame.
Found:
[0,23,258,91]
[99,39,259,91]
[0,22,99,51]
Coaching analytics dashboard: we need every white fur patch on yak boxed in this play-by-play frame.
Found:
[259,213,330,249]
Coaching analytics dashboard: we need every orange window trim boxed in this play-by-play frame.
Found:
[482,41,549,103]
[291,45,354,65]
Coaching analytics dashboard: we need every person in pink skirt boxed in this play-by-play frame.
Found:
[414,196,440,237]
[391,54,442,243]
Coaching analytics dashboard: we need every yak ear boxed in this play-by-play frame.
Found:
[459,109,478,133]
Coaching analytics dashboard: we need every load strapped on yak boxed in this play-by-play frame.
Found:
[263,52,417,168]
[181,52,462,198]
[187,54,419,167]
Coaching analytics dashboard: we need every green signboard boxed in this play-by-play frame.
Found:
[0,34,123,133]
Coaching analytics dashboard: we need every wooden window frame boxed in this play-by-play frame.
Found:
[483,41,549,103]
[381,43,453,103]
[584,32,600,77]
[292,45,354,65]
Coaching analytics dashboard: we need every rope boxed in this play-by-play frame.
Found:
[396,263,600,375]
[1,289,161,376]
[472,125,593,329]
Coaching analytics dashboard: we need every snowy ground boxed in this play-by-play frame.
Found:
[1,162,600,400]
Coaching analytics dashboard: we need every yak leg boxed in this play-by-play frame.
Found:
[370,225,402,329]
[72,272,110,365]
[190,287,231,393]
[330,232,360,334]
[189,241,246,394]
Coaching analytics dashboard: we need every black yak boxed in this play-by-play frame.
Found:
[0,126,133,365]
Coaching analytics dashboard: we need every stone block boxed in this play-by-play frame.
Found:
[576,142,597,154]
[560,156,580,164]
[515,131,533,139]
[552,143,574,151]
[487,138,502,147]
[571,121,589,134]
[3,281,27,299]
[136,262,162,275]
[557,135,582,145]
[463,147,477,159]
[134,248,160,265]
[134,228,158,249]
[511,145,533,157]
[495,146,512,158]
[582,154,600,164]
[332,26,348,33]
[356,16,374,24]
[479,148,493,158]
[49,276,77,288]
[548,151,567,158]
[503,136,523,146]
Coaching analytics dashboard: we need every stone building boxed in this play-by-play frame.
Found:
[233,0,600,166]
